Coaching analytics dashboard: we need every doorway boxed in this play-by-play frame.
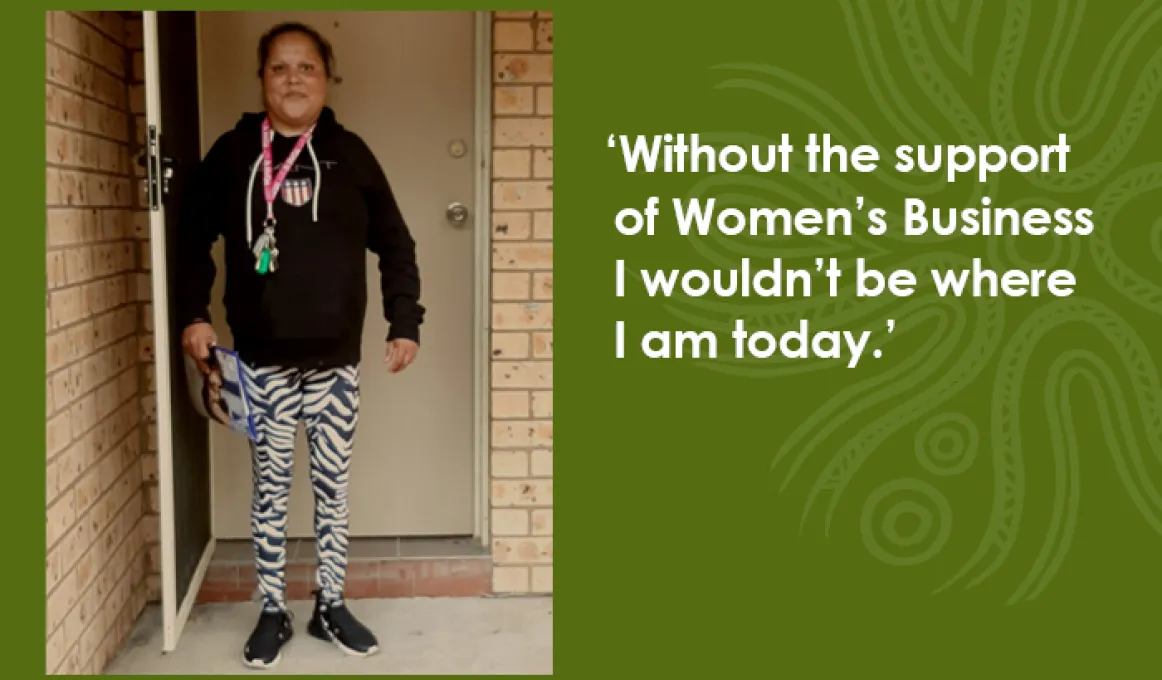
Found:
[142,10,493,652]
[197,11,483,539]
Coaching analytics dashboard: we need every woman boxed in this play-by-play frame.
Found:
[175,21,423,668]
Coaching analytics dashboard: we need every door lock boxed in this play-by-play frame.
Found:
[446,202,469,226]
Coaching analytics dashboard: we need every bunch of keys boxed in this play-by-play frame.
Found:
[253,220,280,275]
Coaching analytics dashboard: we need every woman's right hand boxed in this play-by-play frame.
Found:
[182,322,217,374]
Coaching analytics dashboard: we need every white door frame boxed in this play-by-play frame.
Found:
[141,10,217,654]
[148,9,494,652]
[469,9,494,548]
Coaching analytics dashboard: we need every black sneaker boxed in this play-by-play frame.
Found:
[307,591,380,657]
[242,609,294,669]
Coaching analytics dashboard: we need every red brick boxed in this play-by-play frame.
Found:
[202,564,239,589]
[414,559,491,597]
[344,577,379,600]
[378,563,416,597]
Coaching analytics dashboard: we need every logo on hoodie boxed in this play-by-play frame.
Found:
[281,178,313,207]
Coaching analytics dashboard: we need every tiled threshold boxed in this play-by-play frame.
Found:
[197,536,492,603]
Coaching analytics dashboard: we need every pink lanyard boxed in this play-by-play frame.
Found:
[261,116,314,224]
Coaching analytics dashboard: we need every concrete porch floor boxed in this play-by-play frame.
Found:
[104,596,553,674]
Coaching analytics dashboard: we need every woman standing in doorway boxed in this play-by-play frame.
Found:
[175,21,424,669]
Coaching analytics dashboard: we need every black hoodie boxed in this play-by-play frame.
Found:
[175,106,424,369]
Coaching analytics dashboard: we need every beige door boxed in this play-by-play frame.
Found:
[196,11,478,538]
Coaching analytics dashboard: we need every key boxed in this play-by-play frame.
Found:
[252,231,270,259]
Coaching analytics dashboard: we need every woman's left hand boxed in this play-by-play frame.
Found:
[385,338,419,373]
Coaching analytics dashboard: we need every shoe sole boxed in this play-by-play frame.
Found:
[242,652,281,670]
[308,620,380,657]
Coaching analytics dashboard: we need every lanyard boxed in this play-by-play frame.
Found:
[261,116,314,225]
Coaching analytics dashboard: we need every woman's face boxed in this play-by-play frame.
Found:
[262,31,328,128]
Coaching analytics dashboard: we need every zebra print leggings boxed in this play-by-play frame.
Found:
[242,362,360,613]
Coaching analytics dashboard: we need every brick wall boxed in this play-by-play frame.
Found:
[45,11,149,675]
[489,11,554,595]
[119,13,163,606]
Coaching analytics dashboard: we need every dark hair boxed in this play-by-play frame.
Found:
[257,22,335,79]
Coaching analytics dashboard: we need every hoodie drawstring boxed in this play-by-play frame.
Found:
[245,153,260,248]
[245,132,322,250]
[307,138,321,223]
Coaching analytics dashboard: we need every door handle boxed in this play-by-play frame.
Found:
[446,202,469,226]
